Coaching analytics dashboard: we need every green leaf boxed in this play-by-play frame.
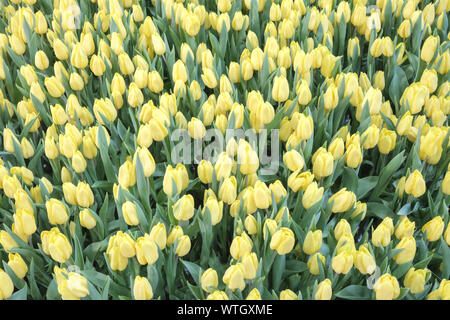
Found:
[372,151,405,199]
[356,176,378,199]
[441,238,450,279]
[335,285,371,300]
[367,202,395,219]
[8,285,28,300]
[181,260,202,286]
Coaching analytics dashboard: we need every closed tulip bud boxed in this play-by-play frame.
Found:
[288,170,315,193]
[223,263,246,291]
[148,70,164,93]
[69,72,84,91]
[197,160,213,184]
[41,227,72,263]
[303,230,322,255]
[44,76,65,98]
[203,197,224,226]
[172,59,188,83]
[70,43,88,69]
[283,149,304,172]
[279,289,297,300]
[237,140,259,175]
[79,209,96,230]
[0,268,14,300]
[378,128,396,154]
[133,276,153,300]
[374,274,400,300]
[118,159,137,189]
[269,180,287,204]
[207,290,229,300]
[240,58,253,81]
[201,268,218,292]
[307,253,326,275]
[46,199,69,225]
[345,142,363,168]
[354,245,376,275]
[404,170,426,198]
[62,182,77,206]
[35,50,49,70]
[327,137,344,159]
[272,75,289,102]
[373,70,385,90]
[421,36,439,64]
[151,34,166,56]
[393,216,415,240]
[396,112,413,136]
[270,228,295,255]
[136,234,159,265]
[175,235,191,257]
[370,38,383,58]
[245,288,261,300]
[188,117,206,139]
[71,151,86,173]
[121,201,139,226]
[361,124,380,149]
[117,52,135,76]
[133,147,156,178]
[372,221,391,247]
[315,279,332,300]
[244,215,258,235]
[293,113,314,141]
[420,69,438,93]
[241,252,258,280]
[75,182,93,208]
[172,195,194,222]
[422,216,444,242]
[0,230,18,252]
[183,13,200,37]
[333,219,351,241]
[312,150,334,179]
[167,226,184,247]
[226,61,241,82]
[442,171,450,196]
[328,188,356,213]
[347,37,360,59]
[404,268,429,294]
[332,249,354,274]
[230,234,252,260]
[7,252,27,279]
[149,223,167,250]
[302,182,324,210]
[398,19,411,38]
[322,82,338,111]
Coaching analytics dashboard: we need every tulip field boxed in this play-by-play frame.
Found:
[0,0,449,301]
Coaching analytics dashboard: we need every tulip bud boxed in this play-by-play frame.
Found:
[283,149,304,172]
[315,279,332,300]
[0,268,14,300]
[41,227,72,263]
[373,274,400,300]
[421,36,439,64]
[272,75,289,102]
[7,253,28,279]
[302,182,324,210]
[303,230,322,255]
[328,188,356,213]
[222,263,246,291]
[404,170,426,198]
[79,209,96,230]
[354,245,376,275]
[136,234,159,265]
[201,268,219,292]
[404,268,429,294]
[76,182,94,208]
[332,249,354,274]
[307,253,326,275]
[121,201,139,226]
[149,223,167,250]
[230,234,252,260]
[133,276,153,300]
[422,216,444,242]
[46,199,69,225]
